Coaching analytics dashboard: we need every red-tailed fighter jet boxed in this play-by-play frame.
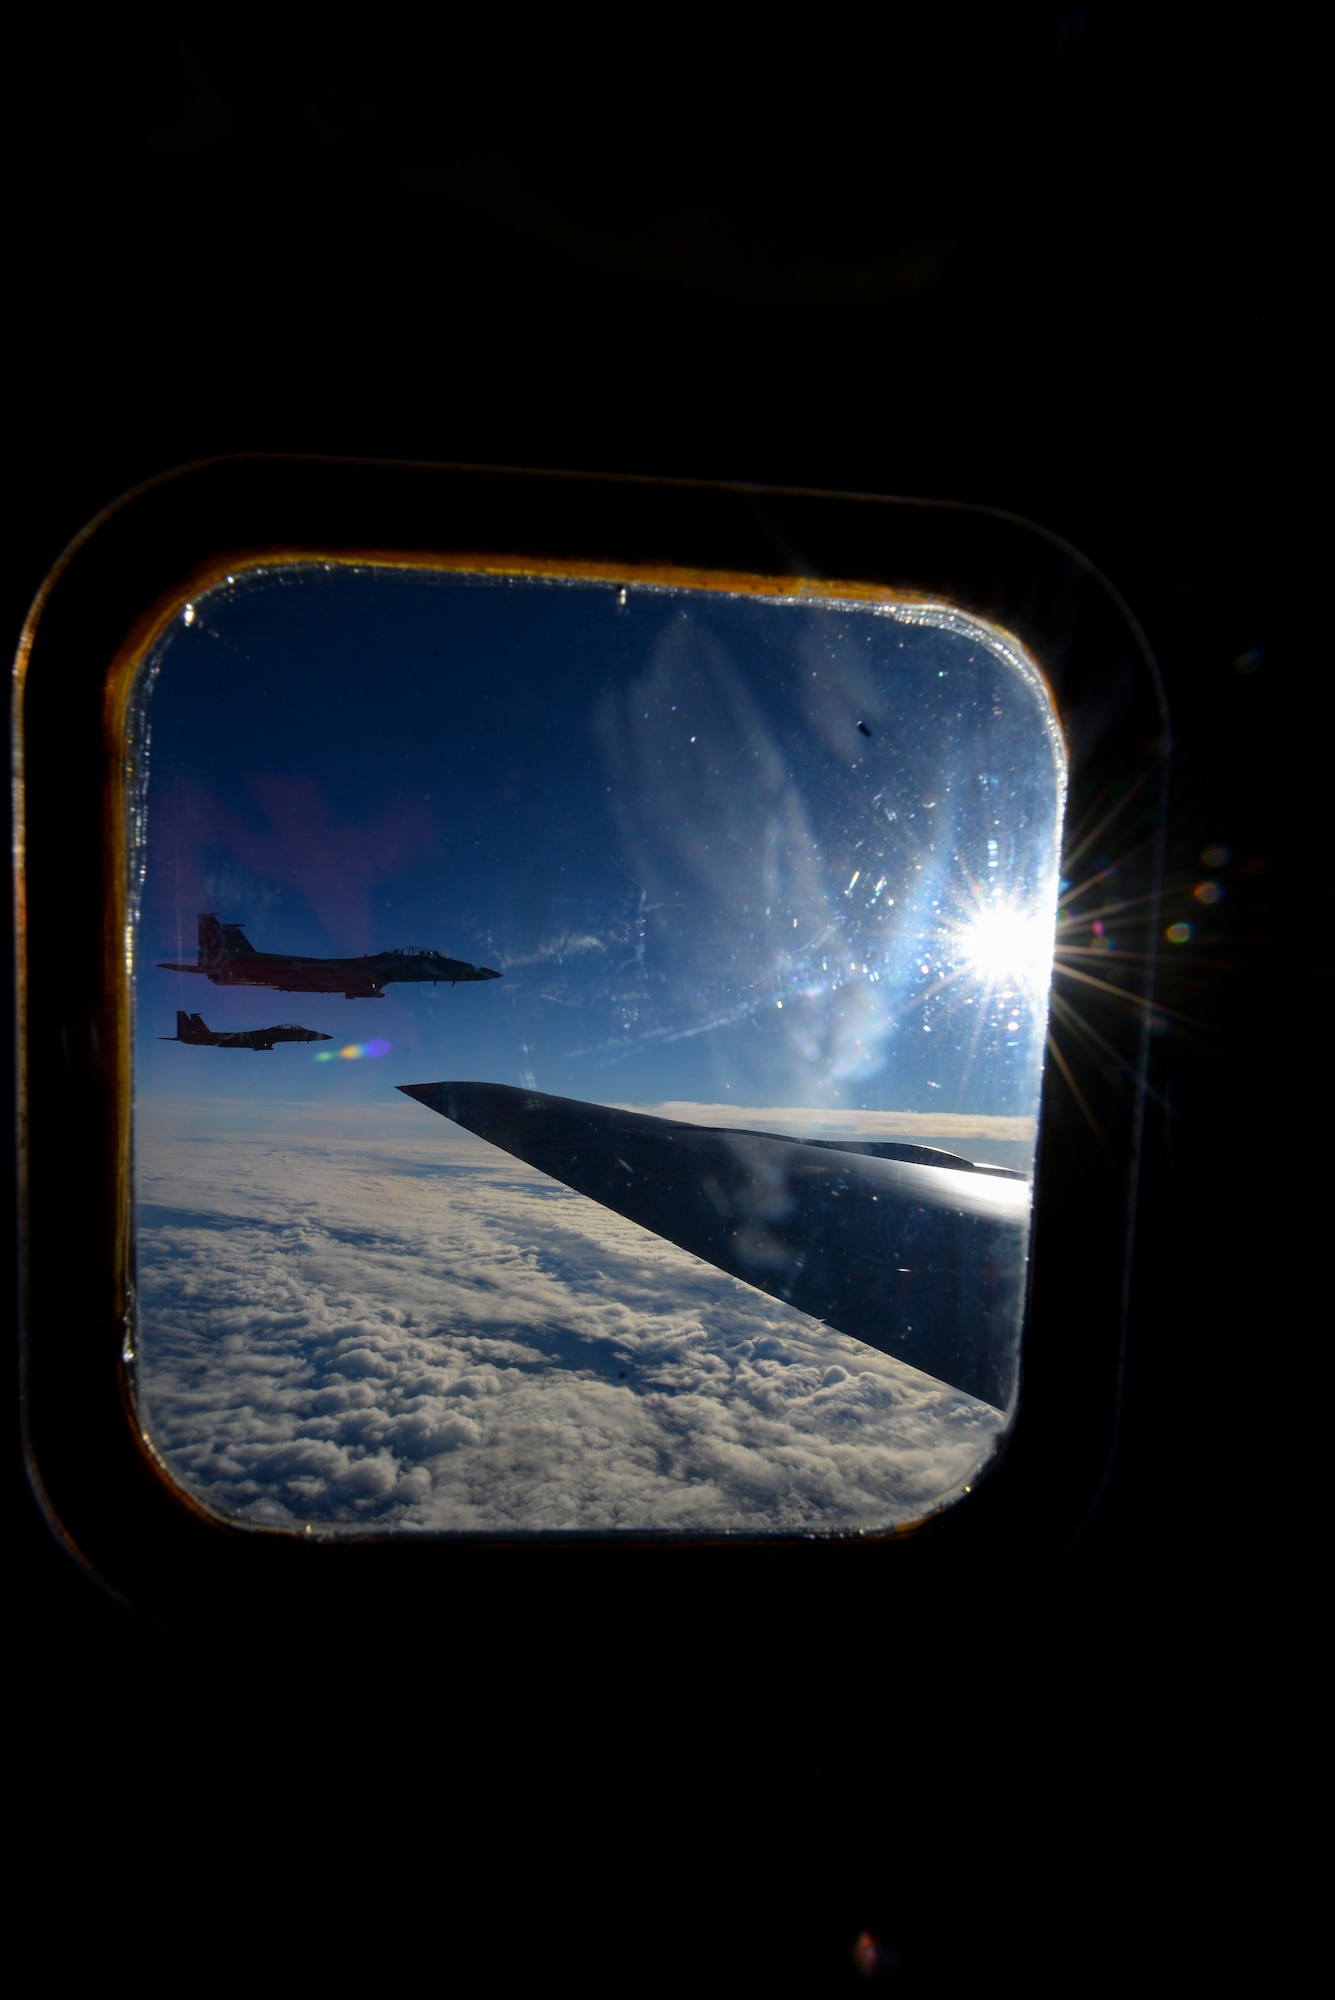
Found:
[158,915,503,999]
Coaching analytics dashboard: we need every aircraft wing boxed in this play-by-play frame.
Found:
[397,1081,1029,1409]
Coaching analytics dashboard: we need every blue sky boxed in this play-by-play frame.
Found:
[133,566,1064,1121]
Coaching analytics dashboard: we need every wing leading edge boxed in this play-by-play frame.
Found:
[397,1081,1029,1410]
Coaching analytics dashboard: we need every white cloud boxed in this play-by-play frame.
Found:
[135,1117,1006,1534]
[617,1102,1038,1171]
[626,1102,1035,1142]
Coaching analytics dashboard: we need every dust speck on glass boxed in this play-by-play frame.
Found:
[127,565,1066,1535]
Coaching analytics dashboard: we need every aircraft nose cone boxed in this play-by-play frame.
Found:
[480,966,502,979]
[316,1032,332,1040]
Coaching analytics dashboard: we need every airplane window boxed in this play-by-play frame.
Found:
[128,562,1065,1534]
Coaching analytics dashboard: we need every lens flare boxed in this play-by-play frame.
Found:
[314,1037,391,1062]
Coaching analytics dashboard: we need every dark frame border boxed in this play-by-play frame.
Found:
[14,456,1167,1636]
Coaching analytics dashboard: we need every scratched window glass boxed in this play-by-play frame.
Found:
[129,566,1065,1533]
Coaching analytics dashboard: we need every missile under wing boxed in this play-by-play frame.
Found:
[397,1081,1030,1409]
[161,1010,332,1050]
[158,914,502,998]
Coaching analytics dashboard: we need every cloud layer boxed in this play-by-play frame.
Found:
[135,1120,1005,1533]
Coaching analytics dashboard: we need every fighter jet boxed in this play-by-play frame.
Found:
[398,1081,1031,1410]
[158,914,503,998]
[160,1010,332,1051]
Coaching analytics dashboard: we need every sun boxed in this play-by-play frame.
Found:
[958,897,1056,1001]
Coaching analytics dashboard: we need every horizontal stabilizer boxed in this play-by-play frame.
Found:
[397,1081,1029,1408]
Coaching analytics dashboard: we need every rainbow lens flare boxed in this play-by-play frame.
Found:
[314,1038,392,1062]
